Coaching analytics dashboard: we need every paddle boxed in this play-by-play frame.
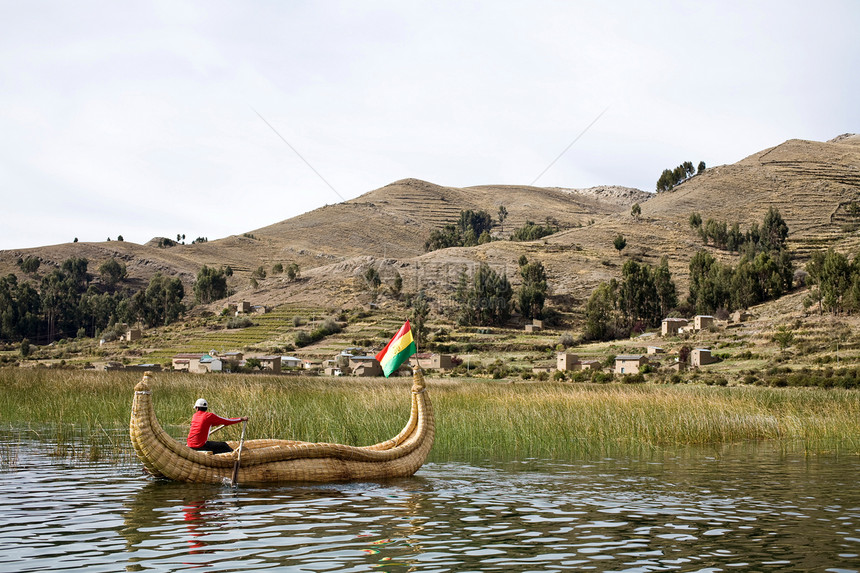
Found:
[231,419,247,487]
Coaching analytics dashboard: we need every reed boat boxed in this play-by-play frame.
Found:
[129,370,434,484]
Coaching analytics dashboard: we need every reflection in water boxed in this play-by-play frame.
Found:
[0,437,858,572]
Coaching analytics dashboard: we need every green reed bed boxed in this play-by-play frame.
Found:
[1,369,858,465]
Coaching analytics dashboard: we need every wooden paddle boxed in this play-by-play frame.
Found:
[231,420,247,487]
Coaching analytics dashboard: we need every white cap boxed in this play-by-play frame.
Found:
[194,398,208,408]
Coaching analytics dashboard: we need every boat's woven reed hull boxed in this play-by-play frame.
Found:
[129,371,434,484]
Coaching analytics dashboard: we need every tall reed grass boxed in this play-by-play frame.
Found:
[1,369,858,463]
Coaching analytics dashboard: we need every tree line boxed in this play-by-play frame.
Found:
[804,248,860,314]
[1,257,186,344]
[424,209,560,252]
[656,160,705,192]
[686,208,792,315]
[689,207,788,255]
[584,257,677,341]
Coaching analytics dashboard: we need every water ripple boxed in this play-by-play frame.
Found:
[1,440,859,572]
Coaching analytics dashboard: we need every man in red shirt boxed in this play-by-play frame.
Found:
[187,398,249,454]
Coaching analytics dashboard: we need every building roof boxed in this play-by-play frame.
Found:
[616,354,645,360]
[173,353,205,359]
[662,317,688,322]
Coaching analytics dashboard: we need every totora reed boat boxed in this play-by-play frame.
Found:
[129,370,434,484]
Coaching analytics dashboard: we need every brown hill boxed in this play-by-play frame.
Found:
[2,135,859,316]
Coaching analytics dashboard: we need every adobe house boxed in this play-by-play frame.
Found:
[220,352,243,370]
[691,348,718,367]
[525,324,542,333]
[614,354,648,375]
[281,356,303,369]
[198,355,222,372]
[348,356,382,377]
[236,301,251,314]
[662,318,689,336]
[257,356,282,374]
[122,327,141,342]
[647,346,665,355]
[579,360,601,371]
[731,310,753,323]
[410,353,454,371]
[172,353,205,373]
[556,353,581,371]
[694,315,715,331]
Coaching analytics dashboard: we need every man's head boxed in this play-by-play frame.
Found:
[194,398,208,411]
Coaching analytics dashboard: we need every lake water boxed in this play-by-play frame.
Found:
[1,436,858,572]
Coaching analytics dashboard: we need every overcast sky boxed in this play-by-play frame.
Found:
[1,1,858,250]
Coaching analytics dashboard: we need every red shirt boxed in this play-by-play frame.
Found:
[187,410,243,448]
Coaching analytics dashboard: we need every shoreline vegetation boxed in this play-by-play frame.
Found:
[1,370,859,467]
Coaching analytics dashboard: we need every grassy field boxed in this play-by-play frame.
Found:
[1,370,858,468]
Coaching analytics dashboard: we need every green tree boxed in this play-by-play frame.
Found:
[517,257,548,320]
[392,271,403,298]
[654,256,678,318]
[631,203,641,219]
[584,280,621,341]
[619,260,659,329]
[409,290,430,346]
[510,220,556,242]
[455,263,512,326]
[497,205,508,232]
[136,273,185,327]
[772,324,795,352]
[689,212,702,229]
[193,266,229,304]
[286,263,300,281]
[613,234,627,254]
[697,161,706,174]
[98,258,127,289]
[0,274,40,342]
[18,256,41,275]
[761,207,789,252]
[364,267,381,301]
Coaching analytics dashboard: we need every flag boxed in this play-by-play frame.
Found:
[376,320,417,377]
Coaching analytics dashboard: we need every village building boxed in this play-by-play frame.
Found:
[220,352,243,371]
[348,356,382,377]
[647,346,665,355]
[257,356,281,374]
[524,323,542,333]
[199,355,222,372]
[694,315,715,331]
[172,353,221,373]
[556,353,580,371]
[579,360,601,371]
[323,359,345,376]
[236,301,251,314]
[614,354,648,375]
[281,356,303,369]
[410,353,454,371]
[661,318,689,336]
[691,348,718,367]
[731,310,753,323]
[122,327,141,342]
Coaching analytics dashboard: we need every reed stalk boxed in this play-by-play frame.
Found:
[1,370,858,462]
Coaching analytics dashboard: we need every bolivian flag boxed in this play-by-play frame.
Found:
[376,320,417,377]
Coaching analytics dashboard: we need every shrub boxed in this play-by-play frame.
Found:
[226,316,254,329]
